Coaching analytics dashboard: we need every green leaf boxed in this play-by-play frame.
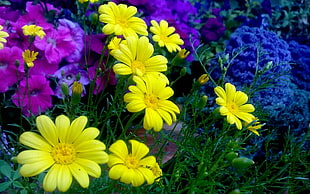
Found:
[0,181,11,192]
[0,165,13,179]
[12,167,21,180]
[12,181,24,188]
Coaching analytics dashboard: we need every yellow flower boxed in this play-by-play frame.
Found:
[124,75,180,132]
[22,24,46,39]
[243,117,263,136]
[150,20,184,53]
[0,25,9,49]
[178,48,190,59]
[16,115,109,192]
[108,139,159,187]
[214,83,255,129]
[110,36,168,79]
[98,2,148,38]
[108,37,127,50]
[151,162,162,181]
[22,50,38,68]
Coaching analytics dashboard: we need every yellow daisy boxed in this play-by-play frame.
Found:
[150,20,184,53]
[214,83,255,129]
[22,49,38,68]
[124,75,180,132]
[17,115,109,192]
[0,25,9,49]
[108,139,159,187]
[243,117,263,136]
[110,36,168,79]
[22,24,46,39]
[98,2,148,38]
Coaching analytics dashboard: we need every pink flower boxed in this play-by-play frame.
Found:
[59,19,84,63]
[12,75,54,117]
[0,46,24,93]
[34,26,76,65]
[28,52,59,76]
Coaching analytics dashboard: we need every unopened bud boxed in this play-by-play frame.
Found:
[197,74,209,85]
[225,152,239,162]
[71,81,83,105]
[232,157,254,169]
[180,67,187,77]
[198,95,208,108]
[61,82,69,96]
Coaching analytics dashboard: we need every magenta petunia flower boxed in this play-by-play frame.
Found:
[0,46,24,93]
[59,19,84,63]
[28,52,59,76]
[34,26,76,65]
[12,75,54,117]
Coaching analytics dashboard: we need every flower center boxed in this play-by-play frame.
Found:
[0,62,8,69]
[30,89,40,96]
[125,155,139,169]
[51,143,76,165]
[116,18,128,28]
[227,102,239,114]
[144,94,159,109]
[47,37,56,47]
[131,60,145,76]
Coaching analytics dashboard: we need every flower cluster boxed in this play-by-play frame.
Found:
[0,2,116,116]
[99,1,182,132]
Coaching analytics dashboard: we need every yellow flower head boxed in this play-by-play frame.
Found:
[243,117,263,136]
[72,81,83,95]
[151,162,162,181]
[111,36,168,78]
[124,75,180,132]
[22,50,38,68]
[16,115,109,192]
[108,139,159,187]
[22,24,46,39]
[150,20,184,53]
[0,25,9,49]
[178,48,190,59]
[108,37,127,50]
[98,2,148,38]
[214,83,255,129]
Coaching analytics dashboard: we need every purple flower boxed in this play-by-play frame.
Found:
[53,63,90,98]
[12,75,54,117]
[59,19,84,63]
[200,17,226,42]
[34,26,76,65]
[0,46,24,93]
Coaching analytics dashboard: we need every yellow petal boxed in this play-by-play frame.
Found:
[129,140,149,160]
[19,132,52,152]
[20,160,54,177]
[113,63,132,75]
[120,168,144,186]
[17,150,53,164]
[36,115,58,146]
[73,127,100,146]
[214,86,226,102]
[234,91,248,105]
[57,165,72,192]
[235,112,255,123]
[139,155,156,167]
[107,154,124,167]
[55,115,70,143]
[66,116,87,143]
[109,140,128,161]
[225,83,236,102]
[126,100,146,112]
[75,158,101,178]
[137,167,155,185]
[75,140,106,152]
[43,164,58,192]
[77,151,109,164]
[144,108,163,131]
[109,164,127,180]
[68,163,89,188]
[239,104,255,113]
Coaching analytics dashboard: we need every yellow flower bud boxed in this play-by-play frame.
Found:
[71,81,83,105]
[197,74,209,85]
